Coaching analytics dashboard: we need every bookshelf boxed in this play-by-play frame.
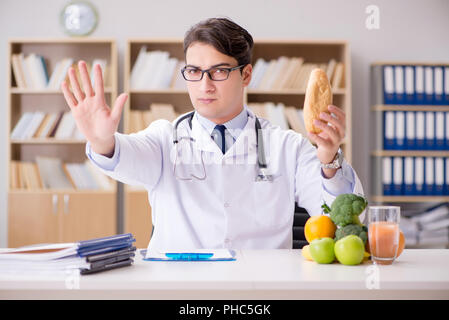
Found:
[247,40,352,162]
[124,38,352,248]
[7,38,118,247]
[370,62,449,205]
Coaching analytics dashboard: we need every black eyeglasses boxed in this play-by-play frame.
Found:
[181,64,245,81]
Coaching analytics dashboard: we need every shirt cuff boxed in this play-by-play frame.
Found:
[85,135,120,172]
[321,159,355,196]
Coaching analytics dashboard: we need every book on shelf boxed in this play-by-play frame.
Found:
[47,58,74,90]
[11,161,42,190]
[54,112,77,139]
[10,157,113,191]
[372,64,449,106]
[11,52,108,90]
[11,111,83,140]
[284,107,308,137]
[130,47,185,90]
[248,57,343,91]
[128,103,181,133]
[36,156,74,189]
[331,62,345,90]
[247,102,307,136]
[90,59,108,88]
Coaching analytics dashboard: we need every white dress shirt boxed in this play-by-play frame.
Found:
[86,106,364,250]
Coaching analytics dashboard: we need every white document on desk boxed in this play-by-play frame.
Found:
[143,249,236,261]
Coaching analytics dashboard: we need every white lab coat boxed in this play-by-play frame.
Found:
[88,108,364,250]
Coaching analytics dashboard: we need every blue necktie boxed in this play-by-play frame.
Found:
[212,124,227,154]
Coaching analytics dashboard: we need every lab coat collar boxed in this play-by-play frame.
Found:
[188,108,258,156]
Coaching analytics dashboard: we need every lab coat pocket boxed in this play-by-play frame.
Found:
[251,174,290,227]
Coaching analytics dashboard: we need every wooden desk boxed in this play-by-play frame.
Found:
[1,249,448,299]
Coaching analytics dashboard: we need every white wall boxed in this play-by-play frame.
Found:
[1,0,448,247]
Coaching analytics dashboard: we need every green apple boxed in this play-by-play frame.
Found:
[309,237,335,264]
[334,235,365,265]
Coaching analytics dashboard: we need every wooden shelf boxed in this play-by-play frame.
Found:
[372,104,449,112]
[371,196,449,203]
[129,89,188,94]
[11,87,115,94]
[372,150,449,157]
[9,189,116,194]
[372,61,449,66]
[247,88,347,95]
[11,139,87,144]
[128,88,347,96]
[7,39,119,247]
[370,62,449,219]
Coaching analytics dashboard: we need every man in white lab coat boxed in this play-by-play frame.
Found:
[62,17,364,250]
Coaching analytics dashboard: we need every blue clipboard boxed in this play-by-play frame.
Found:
[140,249,237,261]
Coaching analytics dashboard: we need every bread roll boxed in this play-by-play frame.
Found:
[303,68,333,134]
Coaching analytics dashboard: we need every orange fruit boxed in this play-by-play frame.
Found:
[304,215,337,243]
[397,231,405,258]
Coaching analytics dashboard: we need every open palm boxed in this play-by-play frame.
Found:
[61,60,127,155]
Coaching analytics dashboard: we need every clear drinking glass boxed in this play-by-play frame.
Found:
[368,206,401,265]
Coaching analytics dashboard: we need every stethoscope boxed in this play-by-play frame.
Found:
[172,111,273,182]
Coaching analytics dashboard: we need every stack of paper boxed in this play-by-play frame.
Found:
[400,203,449,246]
[0,233,136,275]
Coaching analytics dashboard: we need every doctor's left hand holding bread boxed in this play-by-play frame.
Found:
[61,17,364,250]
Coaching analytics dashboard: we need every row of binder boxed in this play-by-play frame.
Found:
[382,65,449,105]
[383,111,449,150]
[382,156,449,196]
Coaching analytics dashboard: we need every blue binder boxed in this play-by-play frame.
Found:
[425,112,436,150]
[444,67,449,105]
[77,233,136,257]
[392,157,404,195]
[403,157,414,196]
[435,112,445,150]
[435,158,444,196]
[424,66,434,105]
[415,66,425,105]
[446,112,449,150]
[443,158,449,195]
[395,66,405,104]
[384,111,395,150]
[414,157,425,196]
[383,157,393,196]
[383,65,396,104]
[415,111,426,150]
[404,66,416,105]
[395,111,405,149]
[434,66,444,105]
[405,111,416,150]
[424,157,435,195]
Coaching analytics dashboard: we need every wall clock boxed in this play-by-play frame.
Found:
[60,1,98,37]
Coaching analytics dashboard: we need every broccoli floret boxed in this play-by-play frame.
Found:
[321,193,368,227]
[334,224,368,244]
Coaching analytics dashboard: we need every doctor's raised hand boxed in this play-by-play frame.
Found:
[61,60,128,157]
[307,105,346,179]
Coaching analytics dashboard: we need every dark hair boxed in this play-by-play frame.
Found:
[183,17,254,68]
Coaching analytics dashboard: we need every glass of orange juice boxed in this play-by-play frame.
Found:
[368,206,400,265]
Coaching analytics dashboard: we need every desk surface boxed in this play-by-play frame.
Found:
[1,249,449,299]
